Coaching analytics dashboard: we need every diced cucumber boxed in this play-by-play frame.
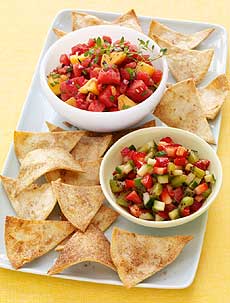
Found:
[151,183,163,197]
[179,196,194,210]
[171,175,186,188]
[202,188,212,198]
[155,214,165,221]
[169,208,180,220]
[113,173,124,181]
[116,195,129,207]
[116,160,134,175]
[145,151,154,161]
[137,164,153,176]
[110,179,124,193]
[204,174,216,184]
[193,166,205,178]
[153,200,165,211]
[143,192,154,209]
[189,177,201,189]
[139,213,154,220]
[137,140,155,153]
[168,162,176,174]
[185,172,195,185]
[147,158,156,165]
[157,175,169,184]
[188,150,199,163]
[185,163,193,171]
[172,169,183,176]
[184,187,194,197]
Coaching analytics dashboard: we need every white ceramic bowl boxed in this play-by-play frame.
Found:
[100,127,222,228]
[40,25,168,132]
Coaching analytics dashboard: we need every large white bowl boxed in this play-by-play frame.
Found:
[100,127,222,228]
[40,25,168,132]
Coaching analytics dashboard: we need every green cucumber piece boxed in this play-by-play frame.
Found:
[189,177,201,189]
[153,200,165,211]
[179,196,194,210]
[116,196,129,207]
[193,166,205,178]
[168,208,180,220]
[137,140,155,153]
[185,163,193,171]
[157,175,169,184]
[139,212,154,220]
[116,160,134,175]
[143,192,154,209]
[137,164,153,176]
[184,187,194,197]
[151,183,163,197]
[188,150,199,163]
[171,175,186,188]
[172,169,183,176]
[113,173,124,181]
[185,172,195,185]
[147,158,156,165]
[155,214,165,221]
[110,179,124,193]
[168,162,176,174]
[204,174,216,184]
[202,188,212,198]
[128,144,136,151]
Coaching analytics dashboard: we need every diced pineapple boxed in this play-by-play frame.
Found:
[136,61,155,76]
[48,74,67,95]
[78,78,99,95]
[101,52,126,67]
[118,94,137,110]
[65,97,76,107]
[69,54,89,64]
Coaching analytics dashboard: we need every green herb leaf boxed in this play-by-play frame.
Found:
[96,37,102,47]
[129,144,136,151]
[126,68,135,80]
[66,66,73,73]
[110,95,115,102]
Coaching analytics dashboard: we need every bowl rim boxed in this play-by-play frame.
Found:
[40,24,168,116]
[100,126,223,228]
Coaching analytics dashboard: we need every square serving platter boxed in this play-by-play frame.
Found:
[0,9,227,289]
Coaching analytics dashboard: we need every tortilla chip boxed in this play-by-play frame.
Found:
[15,148,83,196]
[71,11,109,31]
[5,216,75,269]
[149,20,214,49]
[91,205,119,232]
[1,176,56,220]
[198,74,230,120]
[53,27,67,38]
[112,9,143,32]
[153,36,214,84]
[45,159,101,186]
[71,135,112,161]
[111,227,193,288]
[48,224,116,275]
[45,121,64,132]
[14,130,85,162]
[52,182,104,231]
[154,79,215,144]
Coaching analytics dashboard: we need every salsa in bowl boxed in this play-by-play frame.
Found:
[100,127,222,228]
[40,25,168,132]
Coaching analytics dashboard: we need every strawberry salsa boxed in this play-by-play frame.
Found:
[110,137,215,221]
[47,36,165,112]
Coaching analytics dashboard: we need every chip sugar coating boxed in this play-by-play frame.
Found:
[111,227,193,288]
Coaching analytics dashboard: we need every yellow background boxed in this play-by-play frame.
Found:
[0,1,229,302]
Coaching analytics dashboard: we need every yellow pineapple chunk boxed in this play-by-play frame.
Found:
[78,78,99,95]
[136,61,155,76]
[65,97,76,107]
[118,94,137,110]
[48,74,67,95]
[101,52,126,67]
[69,54,89,64]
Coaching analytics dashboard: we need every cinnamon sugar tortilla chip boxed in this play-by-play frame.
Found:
[1,176,56,220]
[5,216,75,269]
[52,182,104,231]
[45,121,64,132]
[53,27,67,38]
[91,205,119,232]
[112,9,143,32]
[153,36,214,84]
[198,74,230,120]
[48,224,116,275]
[111,227,193,288]
[149,20,214,49]
[154,79,215,144]
[71,11,109,31]
[15,148,83,196]
[45,159,101,185]
[14,130,85,162]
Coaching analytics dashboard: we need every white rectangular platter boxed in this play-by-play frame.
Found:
[0,9,227,289]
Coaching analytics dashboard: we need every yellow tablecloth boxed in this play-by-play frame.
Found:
[0,1,229,302]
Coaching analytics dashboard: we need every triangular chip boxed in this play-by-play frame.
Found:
[149,20,214,49]
[91,204,119,232]
[15,148,83,196]
[153,36,214,84]
[71,135,112,161]
[53,27,67,38]
[48,224,116,275]
[112,9,143,32]
[1,176,56,220]
[14,130,85,162]
[45,159,101,185]
[45,121,64,132]
[111,227,193,288]
[71,11,109,31]
[198,74,230,120]
[154,79,215,143]
[5,216,75,269]
[52,182,104,231]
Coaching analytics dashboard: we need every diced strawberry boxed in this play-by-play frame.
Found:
[164,145,178,158]
[126,191,142,204]
[125,179,135,189]
[166,184,174,198]
[155,157,169,167]
[174,157,188,166]
[141,174,153,189]
[128,204,142,217]
[165,203,177,212]
[160,188,172,204]
[194,195,204,203]
[160,137,174,144]
[153,166,168,175]
[132,151,146,169]
[194,183,209,195]
[127,171,136,179]
[190,201,203,213]
[157,211,169,219]
[181,207,190,217]
[176,146,188,157]
[194,160,210,171]
[121,147,131,157]
[173,187,183,203]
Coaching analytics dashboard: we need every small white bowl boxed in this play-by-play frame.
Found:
[40,25,168,132]
[100,127,222,228]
